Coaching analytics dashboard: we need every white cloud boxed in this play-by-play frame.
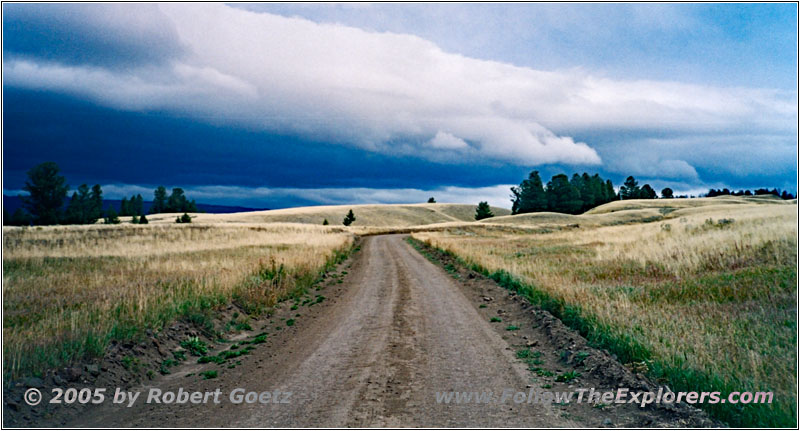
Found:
[3,4,795,170]
[93,184,516,209]
[427,132,469,150]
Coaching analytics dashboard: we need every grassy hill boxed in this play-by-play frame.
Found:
[482,196,792,229]
[144,203,511,227]
[414,198,798,427]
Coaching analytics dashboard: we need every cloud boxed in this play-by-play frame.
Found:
[2,3,184,68]
[428,132,469,150]
[86,184,517,209]
[2,4,795,183]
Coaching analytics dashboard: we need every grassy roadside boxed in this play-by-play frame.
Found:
[409,203,797,427]
[3,223,356,380]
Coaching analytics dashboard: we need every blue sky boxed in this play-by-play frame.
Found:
[3,3,797,208]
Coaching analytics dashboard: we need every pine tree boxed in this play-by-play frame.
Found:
[167,188,186,213]
[343,209,356,226]
[427,197,436,203]
[64,192,81,224]
[546,174,582,214]
[511,170,547,214]
[90,184,104,222]
[120,197,130,217]
[474,201,494,220]
[619,176,640,200]
[322,218,329,225]
[23,161,68,225]
[605,180,617,202]
[151,186,168,214]
[134,194,144,216]
[139,214,149,224]
[131,215,139,224]
[640,184,657,199]
[661,187,674,199]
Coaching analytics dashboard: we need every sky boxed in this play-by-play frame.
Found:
[3,3,797,209]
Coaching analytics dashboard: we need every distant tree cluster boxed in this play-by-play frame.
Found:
[511,171,616,215]
[3,161,106,226]
[706,187,795,200]
[619,176,658,200]
[120,194,144,217]
[4,161,202,226]
[175,213,192,224]
[149,186,198,214]
[64,184,104,225]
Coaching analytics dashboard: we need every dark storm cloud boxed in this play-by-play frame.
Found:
[3,3,184,68]
[2,89,530,203]
[2,4,796,208]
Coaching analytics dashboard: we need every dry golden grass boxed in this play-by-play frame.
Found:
[585,194,790,214]
[3,223,354,378]
[140,203,510,227]
[413,200,797,427]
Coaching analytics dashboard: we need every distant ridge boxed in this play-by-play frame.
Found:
[2,195,268,215]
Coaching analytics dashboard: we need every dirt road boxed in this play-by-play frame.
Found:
[66,234,708,427]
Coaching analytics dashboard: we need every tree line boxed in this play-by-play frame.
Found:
[510,171,795,216]
[4,162,200,226]
[511,171,618,215]
[706,187,794,200]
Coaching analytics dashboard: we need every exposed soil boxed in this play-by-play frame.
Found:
[5,234,717,427]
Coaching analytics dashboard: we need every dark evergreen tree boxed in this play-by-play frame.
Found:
[640,184,657,199]
[90,184,104,222]
[22,162,68,225]
[661,187,674,199]
[139,214,149,224]
[64,192,81,224]
[619,176,640,200]
[120,197,130,217]
[474,201,494,220]
[322,218,329,225]
[151,186,168,214]
[427,197,436,203]
[180,213,192,223]
[64,185,93,224]
[133,194,144,216]
[511,170,547,214]
[167,188,186,213]
[343,209,356,226]
[605,179,617,202]
[546,174,582,214]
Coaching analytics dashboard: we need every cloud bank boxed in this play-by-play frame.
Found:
[4,3,794,174]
